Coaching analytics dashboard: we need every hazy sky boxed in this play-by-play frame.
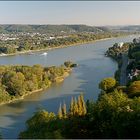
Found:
[0,1,140,26]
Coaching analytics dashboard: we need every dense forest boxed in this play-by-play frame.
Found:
[19,77,140,139]
[0,61,76,104]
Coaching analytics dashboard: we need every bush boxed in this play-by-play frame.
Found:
[99,77,116,92]
[128,81,140,97]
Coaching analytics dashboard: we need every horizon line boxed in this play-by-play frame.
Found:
[0,23,140,27]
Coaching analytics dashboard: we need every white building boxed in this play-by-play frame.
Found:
[118,42,124,48]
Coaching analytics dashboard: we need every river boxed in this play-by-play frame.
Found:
[0,35,139,138]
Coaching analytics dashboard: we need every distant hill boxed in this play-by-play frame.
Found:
[95,26,112,32]
[119,25,140,32]
[0,24,112,34]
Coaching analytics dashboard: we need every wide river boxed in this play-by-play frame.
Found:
[0,35,139,138]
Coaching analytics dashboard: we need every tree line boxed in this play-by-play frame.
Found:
[0,32,131,54]
[0,61,76,104]
[19,77,140,139]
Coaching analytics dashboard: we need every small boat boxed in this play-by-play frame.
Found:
[41,52,48,56]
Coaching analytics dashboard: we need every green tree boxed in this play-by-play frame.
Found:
[70,97,74,116]
[80,94,87,115]
[27,110,55,128]
[62,102,67,118]
[73,97,79,115]
[58,103,63,119]
[64,61,73,68]
[128,81,140,97]
[99,77,116,92]
[2,71,25,96]
[77,94,87,116]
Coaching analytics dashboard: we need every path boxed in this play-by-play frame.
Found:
[120,53,128,86]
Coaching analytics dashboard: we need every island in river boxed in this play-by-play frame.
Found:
[0,61,77,105]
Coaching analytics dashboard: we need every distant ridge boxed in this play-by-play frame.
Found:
[0,24,112,34]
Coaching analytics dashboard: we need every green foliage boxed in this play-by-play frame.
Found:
[106,42,131,60]
[62,102,67,118]
[19,94,88,139]
[27,110,55,128]
[58,103,63,119]
[0,27,131,55]
[2,71,26,96]
[64,61,78,68]
[128,81,140,97]
[20,89,140,139]
[132,52,140,60]
[0,64,71,104]
[19,110,56,139]
[64,61,73,68]
[77,94,87,116]
[99,77,116,92]
[69,94,87,116]
[127,43,140,82]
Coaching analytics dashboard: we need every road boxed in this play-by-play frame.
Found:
[120,54,128,86]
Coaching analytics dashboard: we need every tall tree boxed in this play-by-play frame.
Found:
[62,101,67,118]
[58,103,63,119]
[73,97,78,115]
[79,94,87,115]
[70,97,74,116]
[77,95,83,115]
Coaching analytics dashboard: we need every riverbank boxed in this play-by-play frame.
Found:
[0,34,131,57]
[0,68,72,106]
[0,88,43,106]
[106,41,130,85]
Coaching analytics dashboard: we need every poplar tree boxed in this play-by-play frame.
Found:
[73,97,78,115]
[70,97,74,116]
[58,103,63,119]
[78,95,83,115]
[69,94,87,116]
[80,94,87,115]
[62,101,67,118]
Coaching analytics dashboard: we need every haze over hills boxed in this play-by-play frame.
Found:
[0,24,113,34]
[119,25,140,32]
[0,24,139,35]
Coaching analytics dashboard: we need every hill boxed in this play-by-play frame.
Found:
[0,24,112,34]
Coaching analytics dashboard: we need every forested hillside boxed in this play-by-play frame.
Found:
[0,24,112,34]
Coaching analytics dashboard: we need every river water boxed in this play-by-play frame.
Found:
[0,35,138,138]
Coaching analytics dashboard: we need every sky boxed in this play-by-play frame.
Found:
[0,1,140,26]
